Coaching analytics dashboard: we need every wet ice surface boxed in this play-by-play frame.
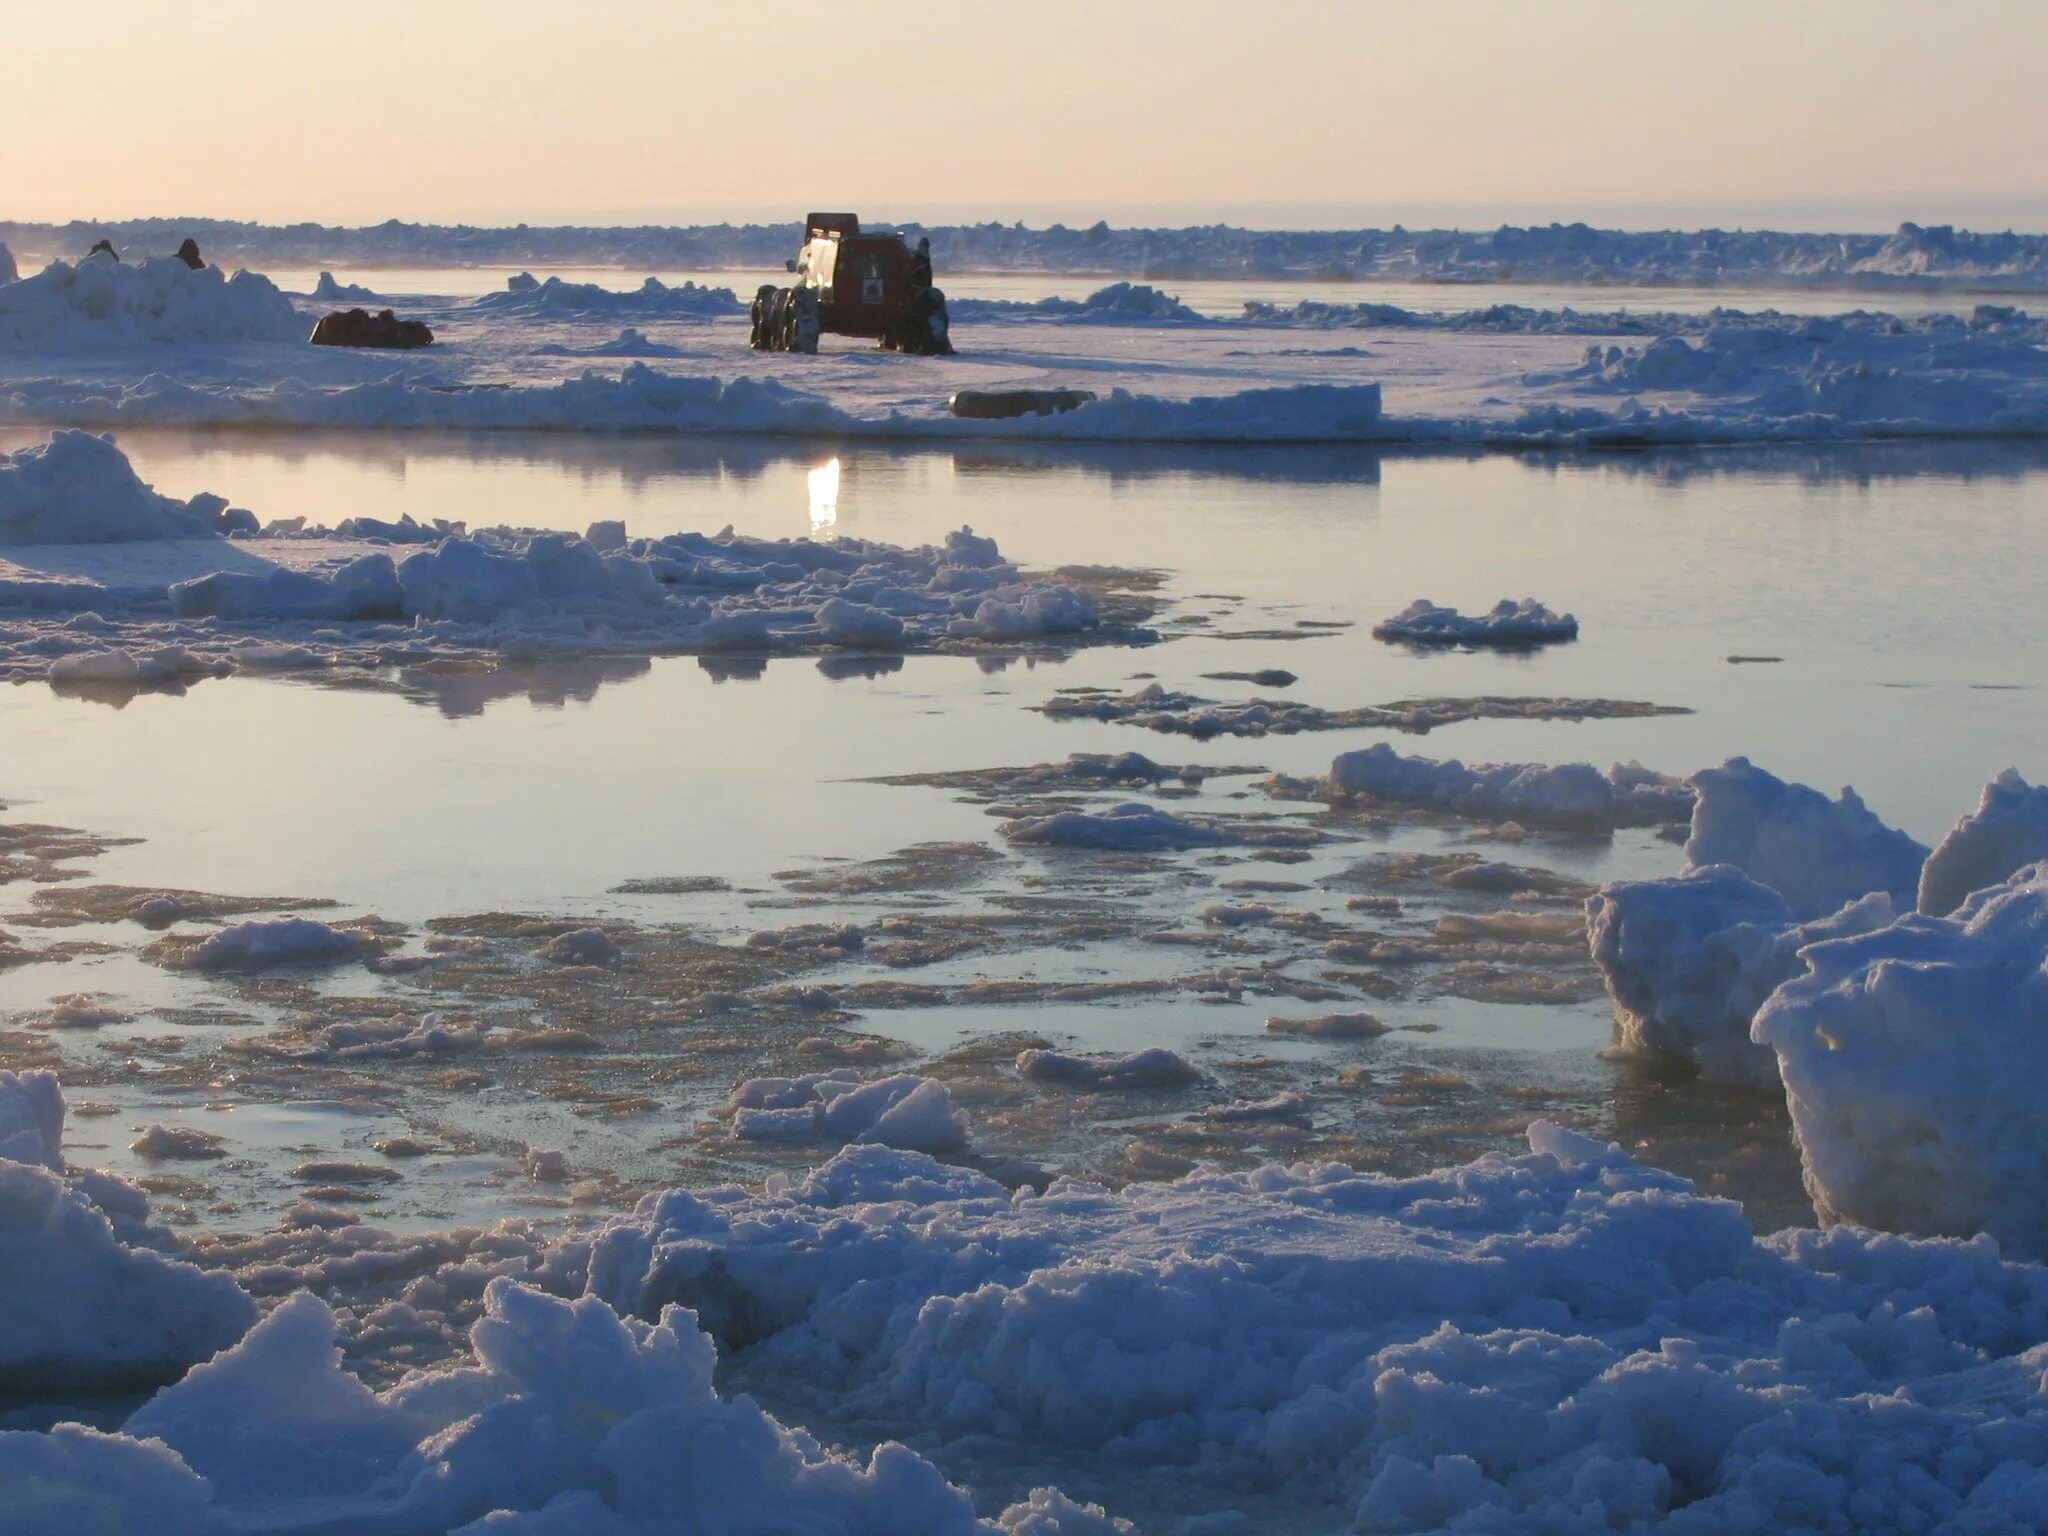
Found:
[3,434,2048,1252]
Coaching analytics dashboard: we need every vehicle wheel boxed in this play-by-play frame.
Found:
[920,289,954,356]
[792,288,821,354]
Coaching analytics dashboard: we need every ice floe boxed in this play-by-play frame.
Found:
[728,1070,969,1154]
[1326,743,1692,830]
[1013,1046,1203,1089]
[1371,597,1579,648]
[162,917,382,970]
[0,440,1141,682]
[1041,681,1680,739]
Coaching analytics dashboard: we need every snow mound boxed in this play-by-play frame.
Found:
[0,254,302,345]
[728,1070,969,1154]
[1686,756,1928,920]
[1919,768,2048,916]
[0,1070,256,1395]
[1015,1047,1201,1089]
[1371,596,1579,647]
[1001,802,1234,850]
[1328,743,1689,829]
[577,1131,2048,1533]
[1588,865,1896,1084]
[1755,862,2048,1255]
[171,917,380,970]
[0,430,231,542]
[471,273,741,319]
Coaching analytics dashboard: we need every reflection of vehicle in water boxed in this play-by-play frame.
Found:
[750,213,952,355]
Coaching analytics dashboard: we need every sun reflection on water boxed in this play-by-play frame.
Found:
[807,457,841,532]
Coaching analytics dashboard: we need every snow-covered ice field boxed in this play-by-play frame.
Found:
[8,245,2048,1533]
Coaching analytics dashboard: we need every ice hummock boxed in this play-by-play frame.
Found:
[1686,757,1928,920]
[0,1071,256,1395]
[0,254,302,345]
[1588,865,1897,1084]
[1919,768,2048,917]
[0,430,244,543]
[1371,596,1579,648]
[1755,861,2048,1257]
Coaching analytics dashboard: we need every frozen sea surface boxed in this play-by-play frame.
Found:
[0,433,2042,1232]
[7,428,2048,1533]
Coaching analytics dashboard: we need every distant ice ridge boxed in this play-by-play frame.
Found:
[1326,743,1691,829]
[17,216,2048,289]
[1372,597,1578,648]
[0,254,302,345]
[1757,862,2048,1259]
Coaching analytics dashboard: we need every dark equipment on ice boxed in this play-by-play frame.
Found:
[174,238,205,270]
[309,307,435,350]
[948,388,1097,420]
[86,239,119,261]
[751,213,953,355]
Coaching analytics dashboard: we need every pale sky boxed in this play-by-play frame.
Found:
[6,0,2046,231]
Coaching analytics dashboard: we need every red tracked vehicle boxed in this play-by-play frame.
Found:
[749,213,953,356]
